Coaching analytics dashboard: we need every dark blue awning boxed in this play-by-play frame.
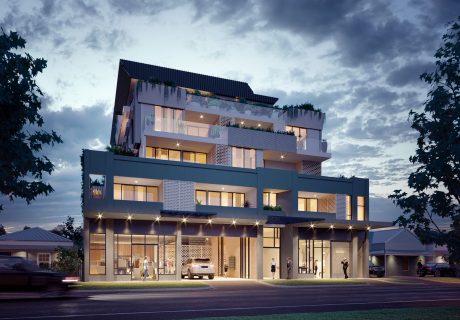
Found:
[265,216,324,225]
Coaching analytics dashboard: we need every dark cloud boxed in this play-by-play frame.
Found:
[386,61,434,87]
[369,196,404,222]
[108,0,180,15]
[83,28,132,51]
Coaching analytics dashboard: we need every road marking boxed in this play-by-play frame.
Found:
[1,298,460,319]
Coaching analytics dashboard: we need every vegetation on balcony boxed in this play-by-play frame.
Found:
[105,145,136,156]
[225,123,295,136]
[263,205,282,211]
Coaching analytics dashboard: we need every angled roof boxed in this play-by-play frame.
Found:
[370,228,403,244]
[0,227,72,243]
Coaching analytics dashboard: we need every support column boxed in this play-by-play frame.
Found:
[351,232,358,278]
[362,234,370,278]
[105,219,114,281]
[256,226,263,280]
[280,226,294,279]
[176,222,182,280]
[83,218,90,282]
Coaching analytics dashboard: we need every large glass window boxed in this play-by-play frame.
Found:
[90,233,106,275]
[263,228,280,248]
[114,234,131,275]
[114,184,159,202]
[357,196,365,221]
[263,192,277,206]
[298,239,330,278]
[298,198,318,212]
[146,147,207,164]
[196,190,245,207]
[286,125,307,141]
[232,147,255,169]
[159,236,176,275]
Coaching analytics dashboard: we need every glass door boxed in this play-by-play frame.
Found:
[131,244,158,280]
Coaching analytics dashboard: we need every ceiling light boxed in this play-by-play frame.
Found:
[255,221,260,226]
[97,213,103,219]
[232,219,236,225]
[176,142,180,147]
[155,216,160,222]
[257,123,261,127]
[127,215,132,221]
[348,225,353,230]
[330,224,334,229]
[208,218,213,224]
[221,187,225,190]
[134,180,138,184]
[182,217,187,223]
[366,226,371,231]
[200,114,204,119]
[280,155,285,159]
[240,121,244,125]
[310,223,315,228]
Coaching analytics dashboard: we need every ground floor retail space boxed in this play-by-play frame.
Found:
[84,218,369,281]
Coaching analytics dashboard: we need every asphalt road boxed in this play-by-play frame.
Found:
[1,279,460,320]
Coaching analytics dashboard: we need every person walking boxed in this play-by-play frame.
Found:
[142,256,149,281]
[314,259,318,277]
[270,257,276,279]
[286,257,292,279]
[341,258,349,279]
[417,260,423,276]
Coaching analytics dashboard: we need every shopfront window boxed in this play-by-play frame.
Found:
[90,233,106,275]
[114,234,131,275]
[298,240,330,278]
[159,236,176,275]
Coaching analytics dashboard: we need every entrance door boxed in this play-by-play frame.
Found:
[131,244,158,280]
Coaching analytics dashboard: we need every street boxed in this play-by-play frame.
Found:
[1,279,460,319]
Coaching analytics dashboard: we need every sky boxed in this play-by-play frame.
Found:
[0,0,459,232]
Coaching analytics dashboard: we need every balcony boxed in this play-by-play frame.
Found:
[144,115,228,144]
[297,137,331,156]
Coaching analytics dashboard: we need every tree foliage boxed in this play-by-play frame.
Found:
[0,30,62,212]
[389,17,460,263]
[54,246,81,276]
[0,224,5,236]
[51,216,83,260]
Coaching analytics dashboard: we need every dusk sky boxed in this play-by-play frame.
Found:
[1,0,459,232]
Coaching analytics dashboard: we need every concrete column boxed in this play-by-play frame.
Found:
[83,218,90,282]
[105,219,114,281]
[362,234,370,278]
[176,222,182,280]
[293,227,299,279]
[351,232,358,278]
[256,226,263,280]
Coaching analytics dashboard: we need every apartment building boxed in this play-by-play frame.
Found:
[82,59,385,281]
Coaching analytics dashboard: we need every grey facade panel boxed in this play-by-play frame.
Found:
[227,127,296,153]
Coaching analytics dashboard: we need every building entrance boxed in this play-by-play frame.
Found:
[131,244,158,280]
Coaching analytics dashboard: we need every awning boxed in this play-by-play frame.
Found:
[160,210,217,218]
[265,216,324,226]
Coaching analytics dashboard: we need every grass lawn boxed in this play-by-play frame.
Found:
[420,277,460,283]
[72,281,209,290]
[263,279,368,286]
[191,307,460,320]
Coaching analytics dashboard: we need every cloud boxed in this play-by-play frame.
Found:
[386,61,434,87]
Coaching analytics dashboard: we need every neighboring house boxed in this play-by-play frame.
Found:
[82,59,389,281]
[0,227,73,269]
[370,228,432,276]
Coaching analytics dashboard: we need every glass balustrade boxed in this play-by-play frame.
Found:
[144,115,225,139]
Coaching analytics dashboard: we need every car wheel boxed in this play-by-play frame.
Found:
[198,276,203,279]
[188,270,193,279]
[208,275,214,280]
[181,274,185,279]
[435,270,441,277]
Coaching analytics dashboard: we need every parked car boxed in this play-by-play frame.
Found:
[0,255,71,294]
[419,263,457,277]
[181,258,215,279]
[369,262,385,277]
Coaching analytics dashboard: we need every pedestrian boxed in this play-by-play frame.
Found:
[224,263,229,278]
[314,259,318,277]
[142,256,149,281]
[271,257,276,279]
[417,260,423,276]
[341,258,349,279]
[286,257,292,279]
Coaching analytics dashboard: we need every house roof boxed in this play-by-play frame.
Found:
[370,227,404,244]
[0,227,72,243]
[370,227,429,256]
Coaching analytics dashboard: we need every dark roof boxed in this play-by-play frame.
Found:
[0,227,72,242]
[117,59,277,107]
[265,216,324,225]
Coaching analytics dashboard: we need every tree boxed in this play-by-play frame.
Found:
[54,247,81,276]
[389,17,460,263]
[0,30,62,212]
[51,216,83,259]
[0,224,5,236]
[23,225,31,230]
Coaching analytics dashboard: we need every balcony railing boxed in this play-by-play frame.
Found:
[145,116,226,139]
[297,137,330,154]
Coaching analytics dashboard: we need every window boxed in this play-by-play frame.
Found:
[263,192,277,206]
[114,184,159,202]
[37,253,51,269]
[146,147,207,164]
[195,190,207,205]
[298,240,331,277]
[208,191,221,206]
[89,174,105,199]
[90,233,106,275]
[357,196,365,221]
[159,236,176,275]
[263,227,280,248]
[114,234,131,275]
[298,198,318,212]
[286,125,307,141]
[346,195,352,220]
[196,190,245,207]
[232,147,255,169]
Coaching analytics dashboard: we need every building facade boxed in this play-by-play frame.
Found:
[83,60,382,281]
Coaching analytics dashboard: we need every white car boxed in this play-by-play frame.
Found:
[181,258,215,279]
